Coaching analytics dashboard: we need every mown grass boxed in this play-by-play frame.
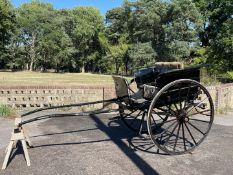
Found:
[0,71,116,87]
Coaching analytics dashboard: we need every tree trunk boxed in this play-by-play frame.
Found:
[25,63,29,71]
[29,61,34,71]
[29,33,36,71]
[115,60,119,75]
[124,60,128,75]
[81,62,85,73]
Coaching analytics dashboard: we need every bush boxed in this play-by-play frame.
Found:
[0,105,16,118]
[227,71,233,79]
[218,71,233,83]
[200,68,220,86]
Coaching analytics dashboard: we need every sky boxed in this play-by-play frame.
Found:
[11,0,124,15]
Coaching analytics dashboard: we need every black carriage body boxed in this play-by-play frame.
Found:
[134,67,200,107]
[134,66,200,88]
[153,67,200,107]
[155,67,200,88]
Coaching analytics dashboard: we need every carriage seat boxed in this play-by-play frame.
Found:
[112,76,158,104]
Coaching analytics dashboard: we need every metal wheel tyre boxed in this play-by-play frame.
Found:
[147,79,214,155]
[119,104,148,134]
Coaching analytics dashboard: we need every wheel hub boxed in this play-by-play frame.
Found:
[177,110,189,123]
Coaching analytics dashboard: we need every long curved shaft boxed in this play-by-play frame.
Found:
[21,98,119,118]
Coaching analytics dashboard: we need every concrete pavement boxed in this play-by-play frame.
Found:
[0,111,232,175]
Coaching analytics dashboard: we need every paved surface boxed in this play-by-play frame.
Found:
[0,111,233,175]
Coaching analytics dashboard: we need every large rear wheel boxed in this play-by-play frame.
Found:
[147,79,214,155]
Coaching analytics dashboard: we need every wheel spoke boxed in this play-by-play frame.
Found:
[123,110,137,118]
[163,123,179,146]
[157,107,168,113]
[188,109,211,117]
[186,97,208,115]
[166,104,178,116]
[189,118,210,123]
[187,121,205,135]
[173,123,181,151]
[162,121,177,132]
[174,103,179,112]
[181,123,186,151]
[152,109,165,120]
[184,122,197,145]
[154,120,177,137]
[162,118,177,124]
[184,88,201,109]
[151,114,157,125]
[157,107,176,117]
[129,110,143,126]
[138,112,146,131]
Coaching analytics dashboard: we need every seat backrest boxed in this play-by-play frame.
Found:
[112,76,130,104]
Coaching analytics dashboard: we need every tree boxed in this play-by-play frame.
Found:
[131,0,202,61]
[108,36,128,74]
[127,42,156,73]
[194,0,233,72]
[17,1,55,71]
[9,3,108,73]
[37,10,76,72]
[105,0,132,44]
[105,0,202,74]
[70,7,104,72]
[208,18,233,72]
[0,0,15,68]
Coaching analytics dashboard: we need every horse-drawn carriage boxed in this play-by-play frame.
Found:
[113,66,214,155]
[2,65,214,169]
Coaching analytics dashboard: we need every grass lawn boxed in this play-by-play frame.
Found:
[0,71,118,87]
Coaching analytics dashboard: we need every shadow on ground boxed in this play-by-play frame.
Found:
[13,112,163,174]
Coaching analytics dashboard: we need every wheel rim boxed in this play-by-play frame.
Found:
[120,104,148,134]
[147,79,214,155]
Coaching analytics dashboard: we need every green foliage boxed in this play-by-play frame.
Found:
[227,71,233,79]
[194,0,233,73]
[0,105,16,118]
[3,2,106,73]
[127,42,156,73]
[0,0,15,45]
[0,0,231,76]
[208,17,233,72]
[70,7,105,72]
[105,1,132,44]
[131,0,202,60]
[193,47,208,64]
[0,0,16,68]
[16,1,55,70]
[216,71,233,83]
[37,10,76,72]
[104,0,203,74]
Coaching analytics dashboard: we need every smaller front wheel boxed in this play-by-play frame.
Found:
[147,79,214,155]
[119,104,148,134]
